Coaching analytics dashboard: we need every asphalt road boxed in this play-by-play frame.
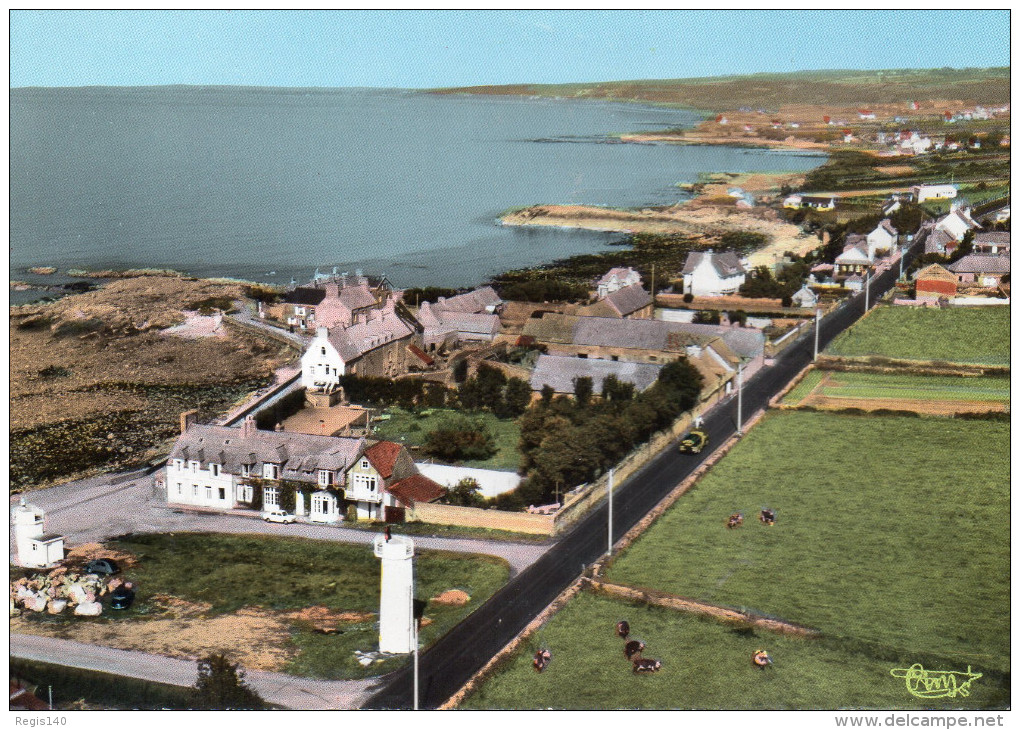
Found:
[365,243,920,709]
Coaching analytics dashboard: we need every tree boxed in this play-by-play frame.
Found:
[502,377,533,418]
[452,358,469,384]
[601,374,634,403]
[423,415,496,462]
[573,376,594,407]
[539,384,555,406]
[475,363,507,412]
[194,654,266,710]
[443,477,485,507]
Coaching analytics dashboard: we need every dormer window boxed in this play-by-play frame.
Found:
[264,463,279,480]
[173,459,184,471]
[241,464,251,477]
[189,461,200,473]
[318,470,332,486]
[210,464,220,477]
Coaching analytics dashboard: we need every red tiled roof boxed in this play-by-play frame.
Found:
[364,440,403,479]
[387,474,445,507]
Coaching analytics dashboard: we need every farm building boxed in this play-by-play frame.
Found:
[947,254,1011,288]
[914,264,958,300]
[911,184,958,203]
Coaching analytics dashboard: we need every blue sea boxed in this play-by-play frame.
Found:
[10,86,823,289]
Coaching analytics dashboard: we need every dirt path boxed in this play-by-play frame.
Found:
[800,394,1008,416]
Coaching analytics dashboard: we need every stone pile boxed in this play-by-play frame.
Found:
[10,569,131,618]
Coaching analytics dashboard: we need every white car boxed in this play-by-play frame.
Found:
[263,509,296,524]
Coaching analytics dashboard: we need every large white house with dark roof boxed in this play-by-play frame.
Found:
[681,251,747,297]
[596,267,642,298]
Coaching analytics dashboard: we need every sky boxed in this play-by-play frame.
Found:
[9,9,1011,89]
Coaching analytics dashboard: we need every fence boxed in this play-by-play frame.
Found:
[221,314,303,350]
[408,501,554,535]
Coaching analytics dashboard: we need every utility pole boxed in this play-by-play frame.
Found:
[650,264,656,307]
[899,243,907,278]
[813,306,821,362]
[864,270,871,311]
[736,359,744,435]
[413,618,419,710]
[607,468,614,556]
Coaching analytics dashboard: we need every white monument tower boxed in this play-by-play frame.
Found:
[12,498,64,569]
[373,531,415,654]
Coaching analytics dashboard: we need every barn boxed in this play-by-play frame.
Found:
[914,263,957,300]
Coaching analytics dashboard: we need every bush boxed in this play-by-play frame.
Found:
[194,654,266,710]
[442,477,485,507]
[38,365,71,379]
[781,295,793,308]
[422,415,497,462]
[682,292,694,304]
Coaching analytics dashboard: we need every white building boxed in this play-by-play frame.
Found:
[596,267,642,299]
[790,285,819,308]
[935,207,980,242]
[866,219,898,257]
[12,499,64,569]
[165,413,443,523]
[681,251,747,297]
[911,184,958,203]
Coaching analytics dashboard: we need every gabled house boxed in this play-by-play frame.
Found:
[947,254,1011,288]
[165,414,443,523]
[595,267,642,298]
[935,206,980,242]
[681,250,747,297]
[274,274,391,331]
[579,284,653,319]
[428,286,503,315]
[416,301,501,351]
[972,232,1010,256]
[866,219,898,257]
[301,305,423,388]
[834,235,873,279]
[911,184,958,204]
[790,284,819,308]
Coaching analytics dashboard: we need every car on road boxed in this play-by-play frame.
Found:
[84,558,119,576]
[678,429,708,454]
[263,509,297,524]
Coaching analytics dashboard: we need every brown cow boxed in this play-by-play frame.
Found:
[759,508,776,526]
[615,620,630,639]
[533,649,551,673]
[623,640,645,661]
[632,658,662,674]
[752,650,772,670]
[727,512,744,529]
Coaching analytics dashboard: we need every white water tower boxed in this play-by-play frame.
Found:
[12,498,64,569]
[373,532,415,654]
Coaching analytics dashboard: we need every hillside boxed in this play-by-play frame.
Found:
[433,68,1011,112]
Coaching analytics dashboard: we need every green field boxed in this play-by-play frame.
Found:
[23,533,508,680]
[372,407,522,471]
[782,371,1010,406]
[606,412,1009,669]
[462,591,1008,710]
[468,411,1009,708]
[826,306,1010,365]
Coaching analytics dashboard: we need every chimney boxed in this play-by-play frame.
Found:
[242,415,257,439]
[180,409,199,435]
[316,326,328,340]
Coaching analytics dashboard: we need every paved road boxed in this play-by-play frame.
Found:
[364,241,922,709]
[10,477,547,576]
[10,634,381,710]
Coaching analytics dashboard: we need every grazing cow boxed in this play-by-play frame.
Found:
[752,650,772,670]
[759,508,776,526]
[616,620,630,639]
[632,658,662,674]
[727,512,744,529]
[623,640,645,661]
[533,649,551,673]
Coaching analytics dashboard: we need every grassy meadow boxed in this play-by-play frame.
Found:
[782,370,1010,406]
[461,591,1009,710]
[826,306,1010,365]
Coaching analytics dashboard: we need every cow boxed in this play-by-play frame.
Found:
[632,658,662,674]
[616,620,630,639]
[759,508,776,526]
[752,650,772,670]
[727,512,744,529]
[533,649,551,673]
[623,640,645,661]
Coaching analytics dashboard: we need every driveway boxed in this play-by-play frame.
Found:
[10,473,549,576]
[10,634,381,710]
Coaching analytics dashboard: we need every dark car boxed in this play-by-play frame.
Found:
[109,585,135,610]
[84,558,119,576]
[678,429,708,454]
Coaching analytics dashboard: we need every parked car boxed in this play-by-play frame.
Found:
[678,429,708,454]
[84,558,119,576]
[263,509,296,524]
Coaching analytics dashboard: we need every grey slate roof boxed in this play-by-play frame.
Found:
[947,254,1011,275]
[337,286,378,311]
[530,355,663,394]
[681,251,746,277]
[284,287,328,306]
[924,229,955,255]
[602,284,653,316]
[524,314,764,359]
[170,424,365,478]
[973,232,1011,251]
[435,286,502,313]
[327,311,416,362]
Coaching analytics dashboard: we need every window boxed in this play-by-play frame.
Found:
[190,461,200,473]
[263,486,279,507]
[611,356,619,361]
[241,484,254,503]
[321,347,327,356]
[318,470,332,486]
[211,464,220,477]
[241,464,251,477]
[295,306,305,316]
[577,353,588,359]
[206,486,213,500]
[218,487,226,501]
[192,484,199,497]
[176,483,183,496]
[361,459,369,470]
[264,463,279,480]
[173,459,184,471]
